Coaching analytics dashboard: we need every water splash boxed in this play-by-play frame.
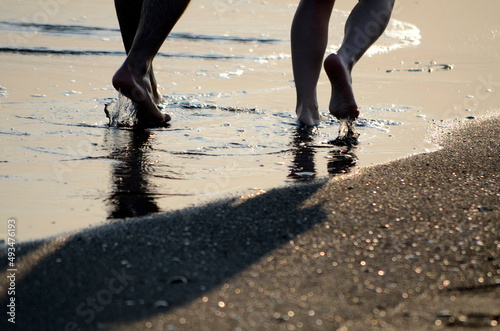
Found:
[104,93,138,127]
[330,118,360,146]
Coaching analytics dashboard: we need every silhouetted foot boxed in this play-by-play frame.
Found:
[324,53,359,120]
[112,63,170,127]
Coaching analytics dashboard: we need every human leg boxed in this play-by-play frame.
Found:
[115,0,163,104]
[114,0,143,54]
[325,0,395,120]
[291,0,336,126]
[112,0,191,125]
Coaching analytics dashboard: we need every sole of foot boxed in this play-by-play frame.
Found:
[324,53,359,121]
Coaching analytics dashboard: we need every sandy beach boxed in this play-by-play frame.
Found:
[0,0,499,329]
[1,0,498,241]
[0,114,498,330]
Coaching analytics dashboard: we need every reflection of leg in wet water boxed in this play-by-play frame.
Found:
[288,126,358,181]
[291,0,395,127]
[289,126,317,181]
[105,129,160,219]
[112,0,191,127]
[327,147,357,176]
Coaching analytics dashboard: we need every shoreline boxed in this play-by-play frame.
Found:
[3,0,500,241]
[1,115,498,330]
[0,0,499,328]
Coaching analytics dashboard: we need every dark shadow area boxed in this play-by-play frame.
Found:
[0,126,360,330]
[104,129,160,219]
[0,174,328,330]
[2,116,499,330]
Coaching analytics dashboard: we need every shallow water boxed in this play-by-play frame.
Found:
[0,0,434,241]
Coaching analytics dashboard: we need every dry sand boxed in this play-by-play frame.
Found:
[1,0,500,240]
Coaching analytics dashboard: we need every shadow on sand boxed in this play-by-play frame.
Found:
[0,127,357,330]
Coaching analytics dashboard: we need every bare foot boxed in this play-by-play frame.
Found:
[296,102,322,126]
[112,62,171,127]
[324,54,359,120]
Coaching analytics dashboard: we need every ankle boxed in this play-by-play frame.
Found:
[122,57,150,79]
[334,52,354,73]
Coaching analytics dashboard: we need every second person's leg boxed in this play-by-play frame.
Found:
[325,0,395,120]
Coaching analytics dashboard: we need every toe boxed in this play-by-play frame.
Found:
[163,113,172,123]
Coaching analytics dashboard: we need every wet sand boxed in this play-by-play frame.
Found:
[0,115,498,330]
